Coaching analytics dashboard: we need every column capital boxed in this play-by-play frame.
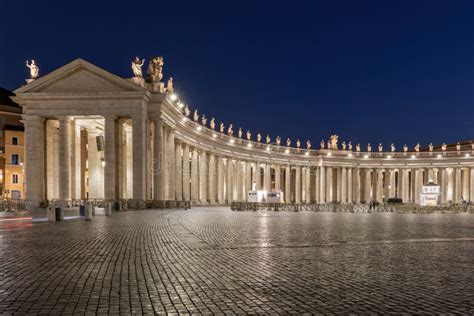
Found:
[21,114,44,123]
[103,115,117,120]
[56,115,73,122]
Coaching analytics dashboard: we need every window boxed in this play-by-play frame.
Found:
[12,174,18,184]
[11,154,19,165]
[12,137,18,145]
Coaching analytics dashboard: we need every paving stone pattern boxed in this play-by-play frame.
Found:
[0,208,473,314]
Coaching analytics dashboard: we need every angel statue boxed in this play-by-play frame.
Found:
[441,143,447,151]
[184,105,190,117]
[193,110,199,122]
[456,142,461,151]
[429,143,433,152]
[320,140,325,149]
[227,124,233,136]
[378,143,383,152]
[257,133,262,143]
[167,77,174,93]
[367,143,372,152]
[266,135,271,144]
[146,56,164,83]
[306,140,311,149]
[201,115,207,126]
[403,144,408,152]
[356,144,361,152]
[238,128,243,138]
[131,57,145,78]
[341,141,347,150]
[210,118,216,130]
[287,138,292,147]
[219,123,225,133]
[414,143,420,152]
[26,60,39,79]
[391,143,396,152]
[348,142,353,150]
[276,136,281,146]
[246,130,251,140]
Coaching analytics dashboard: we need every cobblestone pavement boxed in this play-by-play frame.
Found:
[0,207,473,314]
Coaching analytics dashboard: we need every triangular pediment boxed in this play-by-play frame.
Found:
[15,58,144,94]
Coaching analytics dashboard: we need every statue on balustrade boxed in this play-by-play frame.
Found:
[348,142,353,150]
[296,139,301,148]
[276,136,281,146]
[441,143,447,151]
[403,144,408,152]
[246,130,251,140]
[320,140,325,149]
[146,56,164,83]
[471,143,474,150]
[266,135,271,144]
[341,141,346,150]
[238,128,243,138]
[167,77,174,93]
[131,57,145,78]
[201,115,207,126]
[306,140,311,149]
[210,118,216,130]
[414,143,420,152]
[257,133,262,142]
[193,110,199,122]
[219,123,225,133]
[356,144,361,152]
[456,142,461,151]
[26,60,39,79]
[287,138,291,147]
[329,135,339,150]
[184,105,190,117]
[367,143,372,152]
[429,143,433,152]
[378,143,383,152]
[391,143,395,152]
[227,124,234,136]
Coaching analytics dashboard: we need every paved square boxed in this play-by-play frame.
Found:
[0,208,473,314]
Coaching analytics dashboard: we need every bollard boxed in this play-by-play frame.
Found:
[47,204,55,222]
[105,201,112,216]
[55,207,62,221]
[85,202,93,220]
[91,203,96,215]
[79,204,86,217]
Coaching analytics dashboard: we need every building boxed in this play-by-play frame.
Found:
[0,88,24,199]
[12,58,474,207]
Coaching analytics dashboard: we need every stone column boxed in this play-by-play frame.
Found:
[226,159,233,202]
[191,148,199,203]
[315,167,320,203]
[165,127,175,200]
[58,116,71,202]
[104,116,117,201]
[245,162,252,196]
[175,141,183,201]
[376,169,383,203]
[182,144,190,201]
[255,163,262,190]
[305,166,311,203]
[336,168,342,203]
[454,168,462,203]
[440,168,448,204]
[462,168,469,201]
[347,168,353,203]
[264,164,271,192]
[285,165,291,202]
[23,115,45,205]
[364,169,372,203]
[354,168,361,204]
[208,154,216,203]
[341,167,347,204]
[217,157,225,203]
[295,166,301,203]
[319,166,326,203]
[236,161,243,201]
[388,170,396,198]
[132,115,147,202]
[275,165,281,191]
[199,151,208,203]
[470,168,474,203]
[401,169,410,203]
[326,167,333,202]
[414,169,423,204]
[152,116,164,200]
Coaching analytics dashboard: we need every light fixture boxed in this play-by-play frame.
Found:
[305,151,309,156]
[285,149,290,154]
[177,101,184,108]
[101,157,106,167]
[229,139,235,144]
[197,126,202,131]
[348,153,352,157]
[266,146,271,152]
[364,154,368,159]
[327,152,332,156]
[247,143,252,148]
[466,153,470,157]
[387,155,392,159]
[411,154,416,159]
[170,93,178,101]
[212,133,217,138]
[437,154,442,158]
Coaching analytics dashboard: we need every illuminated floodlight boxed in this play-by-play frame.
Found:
[327,152,332,157]
[466,153,470,157]
[196,126,202,131]
[285,149,290,154]
[348,153,353,157]
[305,151,309,156]
[411,154,416,159]
[229,139,235,144]
[387,155,392,159]
[247,143,252,148]
[437,154,442,158]
[364,154,369,159]
[212,133,217,138]
[177,101,184,108]
[170,93,178,101]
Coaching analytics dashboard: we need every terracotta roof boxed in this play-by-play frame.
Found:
[0,87,20,108]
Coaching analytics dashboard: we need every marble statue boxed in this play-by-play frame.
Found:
[320,140,325,149]
[167,77,174,93]
[257,133,262,143]
[429,143,433,152]
[296,139,301,148]
[356,144,361,152]
[329,135,339,150]
[238,128,243,138]
[306,140,311,149]
[441,143,447,151]
[266,135,271,144]
[287,138,291,147]
[184,105,190,117]
[210,118,215,130]
[26,60,39,79]
[201,115,207,126]
[348,142,353,150]
[367,143,372,152]
[276,136,281,146]
[456,142,461,151]
[227,124,233,136]
[246,130,251,140]
[403,144,408,152]
[471,143,474,150]
[146,56,164,83]
[341,141,346,150]
[414,143,420,152]
[220,123,225,133]
[327,141,331,149]
[131,57,145,77]
[391,143,395,152]
[378,143,383,152]
[193,110,199,122]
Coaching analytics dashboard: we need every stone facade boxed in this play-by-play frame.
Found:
[13,59,474,207]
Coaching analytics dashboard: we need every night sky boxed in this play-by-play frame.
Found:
[1,1,473,148]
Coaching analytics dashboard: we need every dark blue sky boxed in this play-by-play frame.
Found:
[1,1,473,147]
